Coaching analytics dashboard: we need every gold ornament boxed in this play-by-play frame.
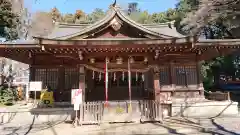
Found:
[116,57,123,64]
[144,57,148,63]
[114,72,116,81]
[129,57,134,63]
[90,58,95,64]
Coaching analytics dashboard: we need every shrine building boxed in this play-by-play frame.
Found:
[0,3,240,120]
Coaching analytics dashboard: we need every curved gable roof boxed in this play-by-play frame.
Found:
[43,4,185,40]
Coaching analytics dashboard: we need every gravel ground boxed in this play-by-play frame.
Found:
[1,114,240,135]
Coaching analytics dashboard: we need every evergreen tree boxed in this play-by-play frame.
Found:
[0,0,19,40]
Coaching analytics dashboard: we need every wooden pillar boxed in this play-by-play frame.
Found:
[169,62,176,93]
[27,54,35,101]
[79,66,85,124]
[144,71,148,96]
[153,66,160,101]
[57,66,64,102]
[197,63,204,96]
[153,66,164,121]
[29,66,35,81]
[196,55,204,96]
[29,55,35,81]
[79,66,85,102]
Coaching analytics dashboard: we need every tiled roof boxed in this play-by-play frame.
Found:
[40,5,185,40]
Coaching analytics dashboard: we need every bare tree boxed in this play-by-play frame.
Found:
[51,7,61,23]
[182,0,240,35]
[0,58,6,85]
[0,0,51,87]
[29,11,54,37]
[10,0,54,39]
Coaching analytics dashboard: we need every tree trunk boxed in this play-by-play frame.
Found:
[0,58,6,86]
[0,58,3,86]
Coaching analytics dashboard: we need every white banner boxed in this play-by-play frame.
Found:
[29,81,42,91]
[71,89,82,105]
[74,104,80,110]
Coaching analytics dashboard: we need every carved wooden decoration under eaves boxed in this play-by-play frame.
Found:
[110,17,122,31]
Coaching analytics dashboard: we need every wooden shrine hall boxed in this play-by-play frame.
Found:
[1,2,240,122]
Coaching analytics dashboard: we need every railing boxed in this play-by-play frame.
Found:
[207,91,230,101]
[75,100,163,124]
[139,100,162,122]
[79,101,103,124]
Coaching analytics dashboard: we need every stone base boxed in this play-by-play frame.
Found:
[172,99,238,118]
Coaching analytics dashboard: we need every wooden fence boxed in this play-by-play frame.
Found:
[207,91,230,101]
[76,100,163,124]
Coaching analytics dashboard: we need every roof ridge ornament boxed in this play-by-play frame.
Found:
[112,0,117,7]
[110,0,118,8]
[110,18,122,31]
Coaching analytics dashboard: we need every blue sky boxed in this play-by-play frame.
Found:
[24,0,178,14]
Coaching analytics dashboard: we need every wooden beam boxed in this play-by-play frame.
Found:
[0,44,39,48]
[198,48,237,61]
[0,50,31,64]
[38,37,194,46]
[31,65,78,68]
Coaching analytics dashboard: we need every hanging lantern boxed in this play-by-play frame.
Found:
[92,71,95,79]
[136,72,138,81]
[28,52,32,58]
[129,57,134,64]
[116,57,123,64]
[99,72,102,81]
[154,50,159,59]
[78,51,83,60]
[142,73,145,82]
[41,45,45,51]
[144,57,148,63]
[198,50,202,55]
[114,72,116,81]
[90,58,95,64]
[106,57,110,63]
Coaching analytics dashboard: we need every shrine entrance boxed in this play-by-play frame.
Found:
[83,56,155,102]
[85,70,154,101]
[76,56,161,124]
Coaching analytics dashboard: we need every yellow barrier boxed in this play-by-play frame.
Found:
[40,89,54,107]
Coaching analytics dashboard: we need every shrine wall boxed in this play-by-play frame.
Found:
[29,55,204,102]
[158,63,200,90]
[156,62,204,103]
[30,66,80,102]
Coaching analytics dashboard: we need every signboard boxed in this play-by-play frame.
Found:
[71,89,82,105]
[29,81,42,91]
[74,104,80,110]
[40,91,54,107]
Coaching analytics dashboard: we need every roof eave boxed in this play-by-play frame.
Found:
[0,40,40,48]
[35,36,194,46]
[195,39,240,47]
